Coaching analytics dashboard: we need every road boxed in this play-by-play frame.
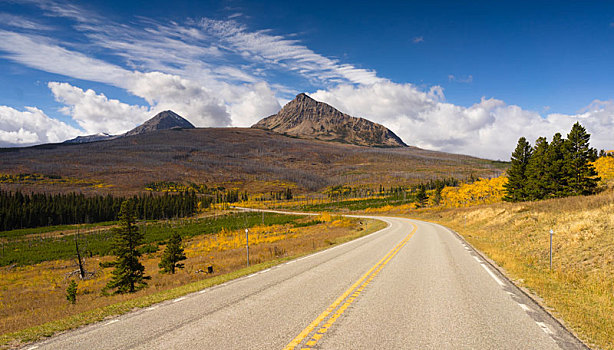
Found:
[26,216,586,349]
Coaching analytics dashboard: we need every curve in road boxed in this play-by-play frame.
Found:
[26,216,587,350]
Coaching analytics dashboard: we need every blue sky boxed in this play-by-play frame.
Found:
[0,0,612,159]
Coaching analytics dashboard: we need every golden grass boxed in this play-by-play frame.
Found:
[394,189,614,350]
[0,217,385,349]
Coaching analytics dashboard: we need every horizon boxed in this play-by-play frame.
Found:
[0,0,613,160]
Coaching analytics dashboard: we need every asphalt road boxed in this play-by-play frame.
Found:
[26,216,586,349]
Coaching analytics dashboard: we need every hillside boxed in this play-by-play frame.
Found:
[0,128,505,194]
[252,93,407,147]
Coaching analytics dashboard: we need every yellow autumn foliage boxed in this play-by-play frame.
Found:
[440,176,508,208]
[592,156,614,182]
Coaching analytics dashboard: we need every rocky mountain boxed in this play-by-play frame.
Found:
[64,110,194,144]
[252,93,407,147]
[63,133,118,144]
[125,110,195,136]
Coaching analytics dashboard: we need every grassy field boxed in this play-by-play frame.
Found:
[371,189,614,350]
[0,212,385,348]
[0,212,301,266]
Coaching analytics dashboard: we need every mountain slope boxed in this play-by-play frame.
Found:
[252,93,407,147]
[63,110,195,144]
[63,133,118,144]
[0,128,505,194]
[125,110,195,136]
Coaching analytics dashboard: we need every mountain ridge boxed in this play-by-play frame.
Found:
[64,110,194,144]
[252,93,407,148]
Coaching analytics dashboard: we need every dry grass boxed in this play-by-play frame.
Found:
[391,189,614,349]
[0,215,384,348]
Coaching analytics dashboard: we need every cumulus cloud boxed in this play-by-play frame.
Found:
[125,72,231,127]
[0,105,80,147]
[48,82,151,134]
[311,82,612,160]
[221,82,281,126]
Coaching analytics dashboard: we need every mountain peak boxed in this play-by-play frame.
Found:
[252,94,407,148]
[125,110,195,136]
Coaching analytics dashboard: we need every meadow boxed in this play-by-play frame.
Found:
[0,212,301,266]
[0,211,384,348]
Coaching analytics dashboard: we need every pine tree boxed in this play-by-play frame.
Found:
[158,232,187,274]
[526,137,549,200]
[563,122,600,195]
[105,200,149,294]
[415,186,428,207]
[504,137,533,202]
[66,280,77,304]
[544,133,567,197]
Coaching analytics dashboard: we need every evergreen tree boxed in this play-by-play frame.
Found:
[526,137,549,200]
[105,200,149,294]
[158,232,187,274]
[415,186,428,207]
[563,122,600,195]
[66,280,77,304]
[504,137,533,202]
[543,133,567,197]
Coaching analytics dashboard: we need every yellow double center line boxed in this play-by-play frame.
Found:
[283,222,417,350]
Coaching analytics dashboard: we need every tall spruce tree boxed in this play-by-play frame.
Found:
[105,200,149,294]
[563,122,600,195]
[526,137,549,200]
[159,232,187,274]
[504,137,533,202]
[544,133,567,197]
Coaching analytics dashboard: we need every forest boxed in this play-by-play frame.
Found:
[0,191,202,231]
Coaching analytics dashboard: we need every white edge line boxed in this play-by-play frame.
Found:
[473,256,481,263]
[173,297,186,303]
[146,305,159,311]
[104,319,118,326]
[26,346,39,350]
[480,263,505,286]
[536,321,554,335]
[518,303,532,312]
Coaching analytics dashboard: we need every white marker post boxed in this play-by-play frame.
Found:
[246,228,250,267]
[549,229,554,271]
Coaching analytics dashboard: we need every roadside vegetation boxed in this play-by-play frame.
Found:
[0,207,383,348]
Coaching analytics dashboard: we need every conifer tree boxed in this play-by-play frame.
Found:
[504,137,532,202]
[66,280,77,304]
[526,137,549,200]
[105,200,149,294]
[563,122,600,195]
[415,186,428,207]
[159,232,187,274]
[544,133,567,197]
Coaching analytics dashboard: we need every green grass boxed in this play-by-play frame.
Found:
[291,195,416,212]
[0,222,116,241]
[0,217,387,349]
[0,212,302,267]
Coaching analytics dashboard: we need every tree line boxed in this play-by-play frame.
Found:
[0,191,203,231]
[504,122,600,202]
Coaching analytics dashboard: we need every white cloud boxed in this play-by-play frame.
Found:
[412,36,424,44]
[48,82,151,134]
[0,13,54,31]
[222,82,281,126]
[199,18,384,85]
[0,30,130,85]
[311,82,613,160]
[126,72,231,127]
[0,105,80,147]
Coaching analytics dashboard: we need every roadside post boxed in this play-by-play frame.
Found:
[550,230,554,271]
[246,228,250,266]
